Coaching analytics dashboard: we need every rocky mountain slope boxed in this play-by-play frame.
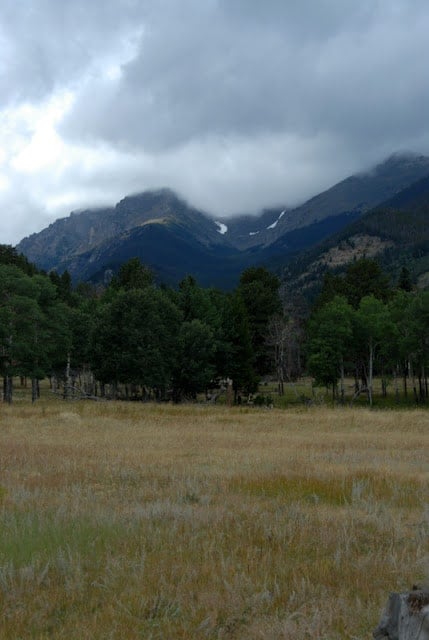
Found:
[281,172,429,299]
[229,152,429,249]
[15,153,429,289]
[17,189,230,274]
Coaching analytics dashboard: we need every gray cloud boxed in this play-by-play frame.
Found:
[62,0,429,151]
[0,0,142,104]
[1,0,429,244]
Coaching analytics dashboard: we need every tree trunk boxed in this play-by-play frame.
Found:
[64,354,72,400]
[340,360,345,404]
[226,378,234,406]
[368,341,374,407]
[278,349,284,396]
[418,371,424,402]
[112,382,118,400]
[354,370,359,393]
[31,378,39,402]
[394,366,400,403]
[423,365,429,400]
[4,375,12,404]
[403,360,408,398]
[410,362,418,403]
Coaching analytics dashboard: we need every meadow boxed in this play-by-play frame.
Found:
[0,396,428,639]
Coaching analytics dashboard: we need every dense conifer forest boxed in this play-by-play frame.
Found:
[1,244,428,406]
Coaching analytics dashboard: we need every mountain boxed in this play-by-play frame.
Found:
[58,220,245,289]
[221,208,290,250]
[15,152,429,289]
[225,152,429,250]
[17,189,245,286]
[17,189,232,271]
[281,172,429,300]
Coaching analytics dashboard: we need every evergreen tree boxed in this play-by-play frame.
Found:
[403,291,429,401]
[237,266,281,375]
[316,258,391,309]
[0,266,71,401]
[306,296,354,399]
[91,288,181,397]
[0,244,38,276]
[217,292,258,398]
[110,257,154,291]
[397,266,413,292]
[172,319,216,401]
[49,270,73,303]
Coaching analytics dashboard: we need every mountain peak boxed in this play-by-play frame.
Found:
[116,187,183,210]
[15,152,429,289]
[365,151,429,177]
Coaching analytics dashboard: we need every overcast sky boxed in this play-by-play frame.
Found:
[2,0,429,245]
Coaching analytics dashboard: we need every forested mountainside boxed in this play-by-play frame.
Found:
[60,223,243,289]
[15,153,429,289]
[280,173,429,301]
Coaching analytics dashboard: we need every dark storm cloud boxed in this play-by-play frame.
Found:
[2,0,429,243]
[61,0,429,153]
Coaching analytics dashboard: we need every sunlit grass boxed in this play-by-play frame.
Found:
[0,399,428,638]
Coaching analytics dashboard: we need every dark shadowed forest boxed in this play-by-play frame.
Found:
[1,245,428,407]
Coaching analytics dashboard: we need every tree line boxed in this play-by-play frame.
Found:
[0,249,280,403]
[307,262,429,405]
[0,244,428,406]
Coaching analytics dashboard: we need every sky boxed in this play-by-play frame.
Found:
[2,0,429,245]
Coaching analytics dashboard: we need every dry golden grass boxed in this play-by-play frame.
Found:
[0,400,428,639]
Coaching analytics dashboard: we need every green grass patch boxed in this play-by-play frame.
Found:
[0,510,126,568]
[230,472,426,507]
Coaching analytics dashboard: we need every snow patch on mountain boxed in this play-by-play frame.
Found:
[266,210,286,230]
[215,221,228,235]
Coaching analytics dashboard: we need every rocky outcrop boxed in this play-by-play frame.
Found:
[373,589,429,639]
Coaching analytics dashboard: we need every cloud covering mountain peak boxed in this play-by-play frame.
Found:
[2,1,429,245]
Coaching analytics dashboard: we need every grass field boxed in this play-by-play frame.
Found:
[0,398,428,639]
